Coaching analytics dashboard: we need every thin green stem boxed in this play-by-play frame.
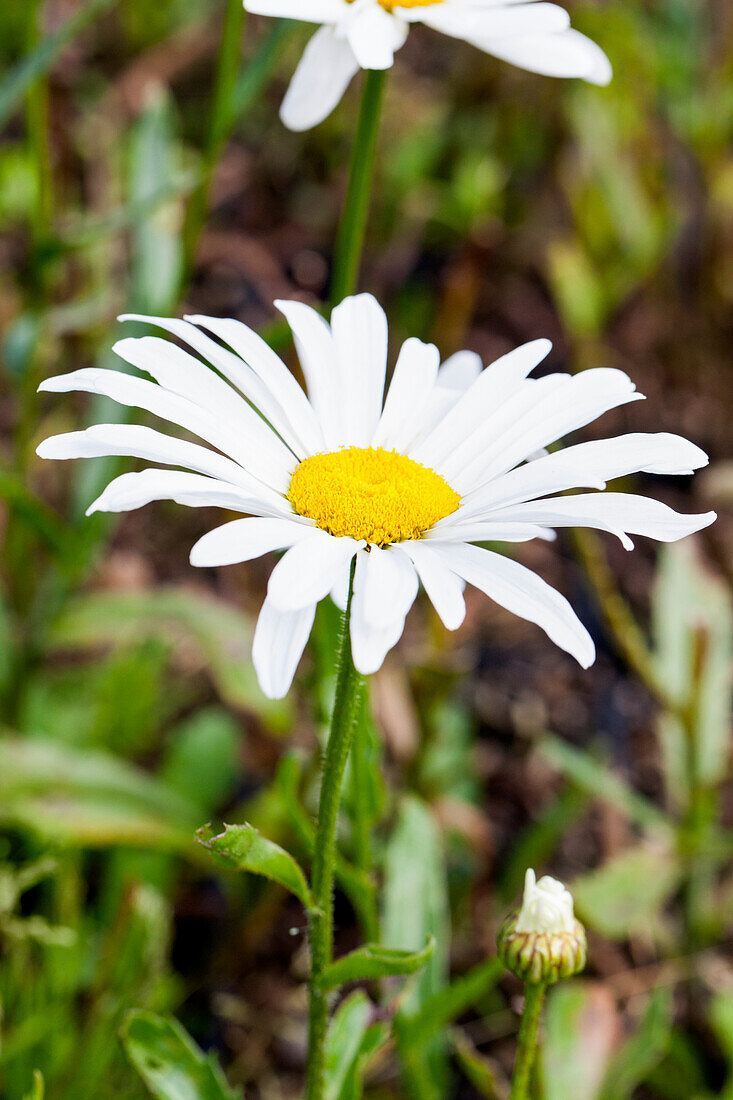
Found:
[330,68,387,305]
[510,981,546,1100]
[306,563,365,1100]
[182,0,246,279]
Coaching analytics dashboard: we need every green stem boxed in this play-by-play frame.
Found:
[182,0,246,279]
[330,68,387,305]
[306,564,365,1100]
[511,981,546,1100]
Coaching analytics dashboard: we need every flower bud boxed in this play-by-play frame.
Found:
[497,869,586,984]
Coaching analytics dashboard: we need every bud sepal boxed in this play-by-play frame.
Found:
[497,869,586,985]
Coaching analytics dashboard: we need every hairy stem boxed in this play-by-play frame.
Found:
[306,564,365,1100]
[511,981,546,1100]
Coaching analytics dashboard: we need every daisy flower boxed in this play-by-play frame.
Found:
[244,0,613,131]
[37,294,714,698]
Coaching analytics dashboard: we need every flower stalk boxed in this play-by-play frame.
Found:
[510,980,546,1100]
[330,68,387,304]
[306,562,365,1100]
[498,870,587,1100]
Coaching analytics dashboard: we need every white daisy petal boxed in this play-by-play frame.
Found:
[358,545,419,628]
[182,314,325,456]
[432,541,595,668]
[424,521,554,543]
[490,494,717,551]
[441,373,569,490]
[280,25,359,132]
[39,368,292,492]
[372,338,441,452]
[118,313,316,458]
[330,561,352,612]
[459,367,644,497]
[344,5,408,70]
[275,298,341,447]
[330,294,389,445]
[402,541,466,630]
[85,470,269,517]
[190,516,313,568]
[112,335,295,482]
[411,338,552,469]
[244,0,345,21]
[436,350,483,392]
[253,593,317,700]
[36,424,283,506]
[350,551,411,675]
[267,532,361,611]
[414,3,571,46]
[459,431,708,519]
[485,27,612,85]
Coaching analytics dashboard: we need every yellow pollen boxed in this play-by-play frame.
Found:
[288,446,460,546]
[347,0,442,9]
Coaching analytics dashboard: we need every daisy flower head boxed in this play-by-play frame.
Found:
[244,0,613,131]
[37,294,715,698]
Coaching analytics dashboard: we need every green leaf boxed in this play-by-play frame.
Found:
[451,1029,505,1099]
[398,957,503,1050]
[317,937,435,992]
[0,468,78,564]
[128,85,183,316]
[652,542,733,802]
[22,1071,44,1100]
[324,992,371,1100]
[197,823,315,911]
[711,989,733,1066]
[162,708,240,816]
[383,796,450,1100]
[122,1011,241,1100]
[542,983,618,1100]
[48,587,290,729]
[599,988,673,1100]
[0,736,198,851]
[572,847,681,940]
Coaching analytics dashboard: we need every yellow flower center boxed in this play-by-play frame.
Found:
[288,446,460,546]
[348,0,442,9]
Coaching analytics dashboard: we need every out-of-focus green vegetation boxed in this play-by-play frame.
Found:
[0,0,731,1096]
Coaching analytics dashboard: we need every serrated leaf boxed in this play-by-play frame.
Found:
[317,937,435,992]
[197,823,315,911]
[122,1011,241,1100]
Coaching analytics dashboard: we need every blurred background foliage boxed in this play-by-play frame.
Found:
[0,0,732,1097]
